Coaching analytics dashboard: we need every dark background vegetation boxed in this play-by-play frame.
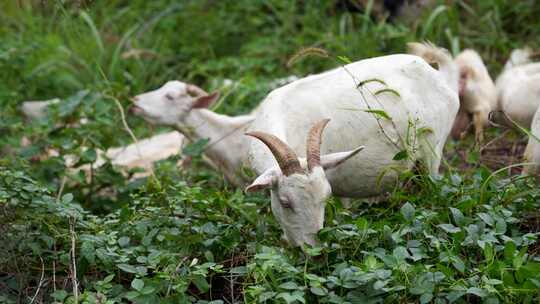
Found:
[1,0,540,303]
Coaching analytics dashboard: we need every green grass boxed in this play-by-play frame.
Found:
[1,1,540,303]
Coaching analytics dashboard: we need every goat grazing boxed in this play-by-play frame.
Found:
[244,54,459,246]
[131,81,256,186]
[495,48,540,128]
[454,50,498,142]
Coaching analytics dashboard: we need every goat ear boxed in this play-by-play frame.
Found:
[245,168,279,193]
[192,91,220,109]
[321,146,364,170]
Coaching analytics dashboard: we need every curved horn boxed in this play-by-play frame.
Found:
[307,119,330,172]
[186,84,208,97]
[246,131,303,176]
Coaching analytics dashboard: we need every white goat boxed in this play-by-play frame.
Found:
[69,131,184,179]
[20,98,61,120]
[244,54,459,246]
[501,47,537,71]
[453,49,498,142]
[523,106,540,177]
[131,81,256,186]
[495,48,540,128]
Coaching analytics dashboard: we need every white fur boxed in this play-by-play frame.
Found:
[523,106,540,177]
[502,48,535,71]
[70,131,184,179]
[20,99,60,120]
[132,80,256,186]
[454,49,497,141]
[496,49,540,128]
[246,54,459,246]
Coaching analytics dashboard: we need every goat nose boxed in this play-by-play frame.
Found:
[130,96,139,103]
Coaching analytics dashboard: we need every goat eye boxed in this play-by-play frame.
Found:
[280,200,294,210]
[165,93,175,101]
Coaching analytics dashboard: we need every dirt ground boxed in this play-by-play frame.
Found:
[445,128,528,175]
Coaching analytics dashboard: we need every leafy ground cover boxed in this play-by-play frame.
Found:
[1,1,540,303]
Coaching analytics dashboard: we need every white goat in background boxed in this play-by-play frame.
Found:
[495,48,540,128]
[408,43,498,142]
[131,81,256,186]
[44,131,184,179]
[453,49,498,142]
[523,107,540,177]
[93,131,184,177]
[20,98,61,120]
[20,99,183,178]
[244,54,459,246]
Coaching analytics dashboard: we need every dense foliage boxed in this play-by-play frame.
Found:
[1,1,540,303]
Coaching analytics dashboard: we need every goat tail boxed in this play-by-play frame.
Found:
[407,41,459,93]
[407,41,453,66]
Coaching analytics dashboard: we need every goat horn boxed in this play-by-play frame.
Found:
[246,131,303,176]
[186,84,208,97]
[307,119,330,172]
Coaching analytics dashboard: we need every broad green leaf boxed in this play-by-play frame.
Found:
[449,207,466,226]
[192,275,209,293]
[118,236,130,247]
[62,193,74,204]
[279,281,299,290]
[466,287,488,298]
[420,293,433,304]
[446,290,465,302]
[124,291,139,300]
[131,278,144,291]
[140,286,157,295]
[451,256,465,273]
[117,264,138,274]
[81,148,97,163]
[438,224,461,234]
[400,202,415,221]
[51,290,68,301]
[495,219,507,234]
[310,287,327,296]
[477,212,494,226]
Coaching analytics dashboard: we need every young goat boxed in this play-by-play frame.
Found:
[495,48,540,128]
[454,49,498,142]
[244,54,459,246]
[131,81,256,186]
